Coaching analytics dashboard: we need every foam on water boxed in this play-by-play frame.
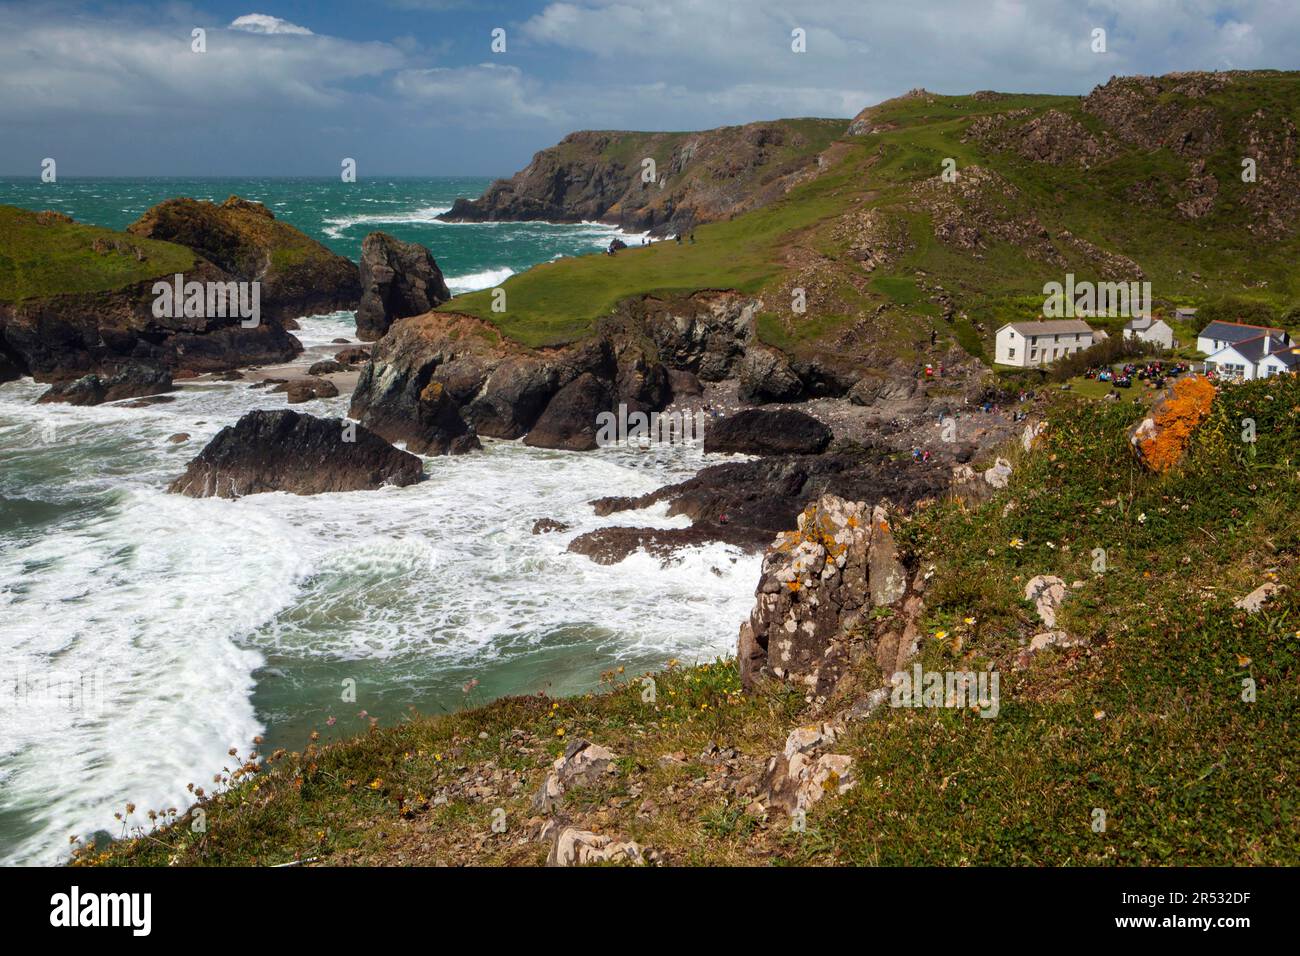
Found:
[0,316,759,864]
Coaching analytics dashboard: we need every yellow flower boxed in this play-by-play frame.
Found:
[1093,709,1105,720]
[934,630,948,641]
[1009,538,1024,550]
[368,779,382,790]
[963,617,976,625]
[1236,654,1252,667]
[555,727,566,737]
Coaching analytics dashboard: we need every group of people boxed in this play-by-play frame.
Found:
[1084,359,1190,392]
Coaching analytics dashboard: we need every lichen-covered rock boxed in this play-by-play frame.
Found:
[761,722,857,814]
[738,494,918,695]
[167,409,422,498]
[1129,375,1216,472]
[355,232,451,341]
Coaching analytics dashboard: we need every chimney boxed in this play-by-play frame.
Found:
[1264,333,1271,353]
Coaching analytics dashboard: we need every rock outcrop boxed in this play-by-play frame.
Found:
[736,495,924,698]
[168,409,422,498]
[522,372,613,451]
[128,196,361,323]
[439,120,843,237]
[354,232,451,341]
[0,205,302,384]
[704,408,832,456]
[36,362,173,406]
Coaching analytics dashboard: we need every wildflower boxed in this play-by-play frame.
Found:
[963,617,976,625]
[1009,538,1024,550]
[1137,513,1147,524]
[326,716,336,727]
[1236,654,1252,667]
[1093,709,1105,720]
[368,779,382,790]
[934,630,949,641]
[555,727,566,738]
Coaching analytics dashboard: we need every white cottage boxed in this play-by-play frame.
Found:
[1123,316,1174,349]
[1205,333,1300,381]
[994,320,1096,368]
[1196,320,1289,356]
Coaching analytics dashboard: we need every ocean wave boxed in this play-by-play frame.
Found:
[322,205,451,239]
[446,266,515,294]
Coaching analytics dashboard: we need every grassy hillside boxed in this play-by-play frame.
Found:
[445,72,1300,361]
[80,374,1300,866]
[0,205,195,303]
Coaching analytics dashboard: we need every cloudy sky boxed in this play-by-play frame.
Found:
[1,0,1296,176]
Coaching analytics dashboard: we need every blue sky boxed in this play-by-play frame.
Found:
[1,0,1296,176]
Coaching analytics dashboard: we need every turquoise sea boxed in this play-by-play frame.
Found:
[0,178,760,864]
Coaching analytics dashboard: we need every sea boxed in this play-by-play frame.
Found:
[0,178,760,865]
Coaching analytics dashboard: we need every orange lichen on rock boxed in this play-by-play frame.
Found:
[1134,375,1217,472]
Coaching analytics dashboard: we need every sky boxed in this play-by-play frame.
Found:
[0,0,1296,177]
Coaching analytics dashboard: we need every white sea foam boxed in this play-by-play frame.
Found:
[322,205,452,239]
[446,267,515,294]
[0,317,759,864]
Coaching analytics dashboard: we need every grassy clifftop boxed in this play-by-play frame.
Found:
[81,374,1300,866]
[0,205,196,303]
[446,71,1300,361]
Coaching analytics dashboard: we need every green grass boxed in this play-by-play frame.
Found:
[0,205,195,303]
[81,375,1300,867]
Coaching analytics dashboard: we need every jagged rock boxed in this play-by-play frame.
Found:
[737,344,803,404]
[761,735,857,815]
[704,408,832,456]
[1025,574,1068,628]
[36,363,173,406]
[271,376,339,404]
[523,373,613,451]
[531,518,570,534]
[532,739,617,813]
[546,827,648,867]
[1021,420,1047,451]
[439,121,833,238]
[465,355,559,439]
[738,494,918,694]
[567,523,771,565]
[355,232,451,341]
[867,506,908,606]
[167,409,422,498]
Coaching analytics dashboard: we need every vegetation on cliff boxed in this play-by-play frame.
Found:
[445,71,1300,368]
[81,374,1299,866]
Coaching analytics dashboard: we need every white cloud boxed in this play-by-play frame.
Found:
[229,14,314,36]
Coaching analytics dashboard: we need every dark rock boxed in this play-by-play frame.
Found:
[37,363,174,406]
[738,344,802,404]
[704,408,832,456]
[355,232,451,341]
[0,346,23,384]
[271,376,339,404]
[308,359,346,376]
[668,368,703,398]
[249,377,288,390]
[334,347,370,365]
[567,523,772,565]
[167,433,190,443]
[217,370,245,381]
[524,373,613,451]
[464,355,559,439]
[532,518,571,534]
[168,409,422,498]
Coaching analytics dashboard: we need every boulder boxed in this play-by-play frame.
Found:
[334,347,370,365]
[737,344,803,404]
[532,739,618,813]
[703,408,832,456]
[546,827,648,867]
[167,409,422,498]
[271,376,339,404]
[307,359,345,376]
[37,363,174,406]
[524,373,613,451]
[668,368,703,398]
[465,355,559,439]
[355,232,451,341]
[531,518,570,534]
[737,494,919,694]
